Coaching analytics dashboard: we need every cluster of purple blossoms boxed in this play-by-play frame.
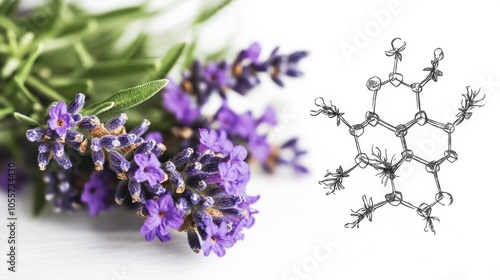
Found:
[162,42,308,174]
[137,129,257,256]
[25,93,257,256]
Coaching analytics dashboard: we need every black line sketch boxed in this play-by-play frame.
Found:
[311,38,485,234]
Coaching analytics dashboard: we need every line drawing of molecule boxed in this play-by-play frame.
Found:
[310,38,485,234]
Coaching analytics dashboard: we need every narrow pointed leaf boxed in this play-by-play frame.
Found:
[13,112,40,127]
[86,79,168,116]
[17,43,44,82]
[194,0,234,24]
[91,102,115,116]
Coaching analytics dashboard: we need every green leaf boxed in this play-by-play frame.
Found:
[13,76,42,110]
[86,79,168,116]
[121,33,148,59]
[206,46,230,62]
[0,0,19,16]
[183,40,197,69]
[73,40,94,68]
[194,0,233,24]
[82,60,156,79]
[36,0,64,38]
[17,43,44,82]
[26,75,67,102]
[144,42,186,82]
[91,102,115,116]
[0,15,20,33]
[48,78,93,96]
[13,112,40,127]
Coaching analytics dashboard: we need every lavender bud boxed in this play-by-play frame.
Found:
[51,141,65,158]
[148,183,166,196]
[171,148,194,166]
[91,150,105,171]
[186,174,207,189]
[72,113,83,124]
[101,135,121,150]
[199,153,214,165]
[193,209,212,230]
[151,143,166,158]
[58,181,71,193]
[176,197,190,211]
[167,170,184,189]
[201,196,214,208]
[90,138,101,152]
[214,196,245,209]
[134,139,155,154]
[79,116,100,130]
[38,152,50,171]
[66,129,84,142]
[185,162,202,176]
[187,229,201,253]
[108,151,129,172]
[67,93,85,114]
[117,133,136,147]
[197,180,207,191]
[45,186,55,201]
[66,140,82,151]
[130,119,150,137]
[104,113,128,131]
[190,193,201,204]
[128,180,141,203]
[114,181,128,205]
[163,161,176,172]
[26,127,44,142]
[38,142,50,153]
[54,152,72,169]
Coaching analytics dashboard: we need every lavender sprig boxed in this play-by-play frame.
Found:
[25,93,257,257]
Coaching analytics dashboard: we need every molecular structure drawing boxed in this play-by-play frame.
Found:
[310,38,485,234]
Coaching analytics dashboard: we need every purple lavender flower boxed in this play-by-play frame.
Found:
[203,61,233,95]
[276,138,308,174]
[81,171,113,216]
[258,106,278,126]
[209,146,250,195]
[162,80,200,125]
[216,102,257,139]
[201,222,235,257]
[144,131,163,144]
[266,48,308,87]
[140,194,185,242]
[133,153,165,187]
[238,195,260,228]
[249,135,271,164]
[48,101,74,136]
[198,129,234,156]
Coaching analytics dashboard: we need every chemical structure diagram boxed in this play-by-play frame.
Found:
[310,38,485,234]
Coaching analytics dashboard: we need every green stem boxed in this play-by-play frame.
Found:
[26,75,67,102]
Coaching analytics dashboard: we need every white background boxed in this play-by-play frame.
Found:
[1,0,500,279]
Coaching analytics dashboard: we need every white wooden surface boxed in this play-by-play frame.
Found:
[2,0,500,279]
